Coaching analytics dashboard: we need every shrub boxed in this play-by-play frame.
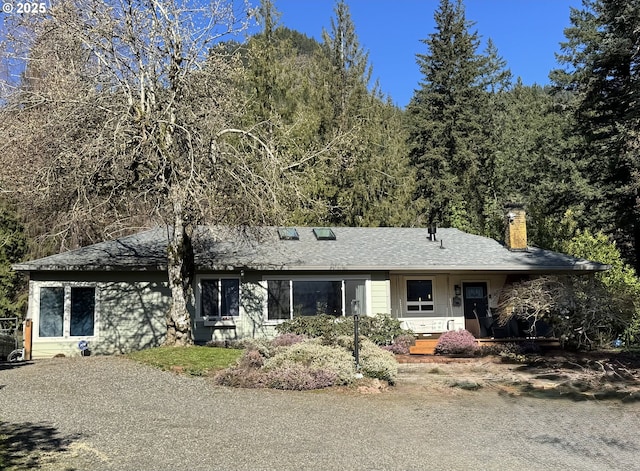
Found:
[275,314,411,346]
[215,334,399,390]
[205,339,245,349]
[263,341,355,385]
[237,349,265,369]
[359,339,398,384]
[263,364,338,390]
[214,366,266,388]
[476,342,522,357]
[382,334,416,354]
[358,315,408,346]
[434,329,478,356]
[239,338,275,358]
[275,314,346,340]
[271,333,308,348]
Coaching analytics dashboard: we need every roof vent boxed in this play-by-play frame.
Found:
[313,228,336,240]
[427,225,437,241]
[277,227,299,240]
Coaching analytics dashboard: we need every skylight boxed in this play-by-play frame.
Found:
[313,227,336,240]
[277,227,299,240]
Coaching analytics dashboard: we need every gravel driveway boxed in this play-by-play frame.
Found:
[1,357,639,470]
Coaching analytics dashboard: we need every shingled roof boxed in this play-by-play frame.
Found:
[12,226,609,273]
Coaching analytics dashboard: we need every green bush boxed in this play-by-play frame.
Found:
[359,340,398,384]
[358,315,408,346]
[275,314,410,346]
[275,314,346,339]
[334,336,398,384]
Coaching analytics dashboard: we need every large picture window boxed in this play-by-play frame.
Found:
[266,278,367,320]
[38,285,97,338]
[198,278,240,320]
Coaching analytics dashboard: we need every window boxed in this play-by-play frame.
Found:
[277,227,299,240]
[266,278,367,320]
[405,279,434,312]
[39,287,64,337]
[198,278,240,320]
[38,285,97,338]
[293,281,341,316]
[267,280,290,320]
[70,287,96,337]
[312,228,336,240]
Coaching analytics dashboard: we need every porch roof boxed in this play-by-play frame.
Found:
[13,226,609,274]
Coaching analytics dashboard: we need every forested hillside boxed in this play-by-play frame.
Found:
[0,0,638,341]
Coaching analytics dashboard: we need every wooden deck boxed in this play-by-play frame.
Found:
[409,337,561,355]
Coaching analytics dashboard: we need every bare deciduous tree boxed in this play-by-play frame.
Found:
[497,275,633,349]
[0,0,306,345]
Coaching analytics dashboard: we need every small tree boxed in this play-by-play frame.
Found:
[498,275,635,349]
[561,230,640,345]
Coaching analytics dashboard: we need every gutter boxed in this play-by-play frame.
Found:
[12,263,610,273]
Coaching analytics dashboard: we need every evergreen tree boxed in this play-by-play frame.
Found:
[492,82,592,246]
[0,204,27,318]
[321,0,372,132]
[317,0,415,226]
[406,0,501,232]
[552,0,640,268]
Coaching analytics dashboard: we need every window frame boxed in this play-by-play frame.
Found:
[33,282,99,340]
[403,276,436,316]
[262,275,370,323]
[195,275,241,323]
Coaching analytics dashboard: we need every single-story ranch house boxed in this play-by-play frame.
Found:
[13,208,608,358]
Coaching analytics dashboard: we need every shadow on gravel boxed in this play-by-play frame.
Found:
[0,421,81,470]
[0,361,34,372]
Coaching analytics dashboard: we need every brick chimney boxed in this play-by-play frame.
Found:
[505,203,527,251]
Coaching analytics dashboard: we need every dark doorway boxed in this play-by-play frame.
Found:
[463,282,490,338]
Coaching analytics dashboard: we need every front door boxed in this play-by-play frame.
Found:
[463,282,489,338]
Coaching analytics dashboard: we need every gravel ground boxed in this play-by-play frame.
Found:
[1,357,640,471]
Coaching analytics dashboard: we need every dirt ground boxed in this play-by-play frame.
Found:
[394,350,640,401]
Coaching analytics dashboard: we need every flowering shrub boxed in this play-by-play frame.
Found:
[263,364,338,390]
[382,334,416,354]
[237,349,264,369]
[214,333,400,390]
[434,329,478,356]
[334,336,398,384]
[213,367,266,388]
[239,338,275,358]
[271,333,308,348]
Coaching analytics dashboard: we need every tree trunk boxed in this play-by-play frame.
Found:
[164,199,195,346]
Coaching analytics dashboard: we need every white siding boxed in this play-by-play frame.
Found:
[370,279,390,315]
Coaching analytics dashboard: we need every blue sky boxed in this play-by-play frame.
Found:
[258,0,584,108]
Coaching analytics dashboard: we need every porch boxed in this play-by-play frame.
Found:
[408,334,561,355]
